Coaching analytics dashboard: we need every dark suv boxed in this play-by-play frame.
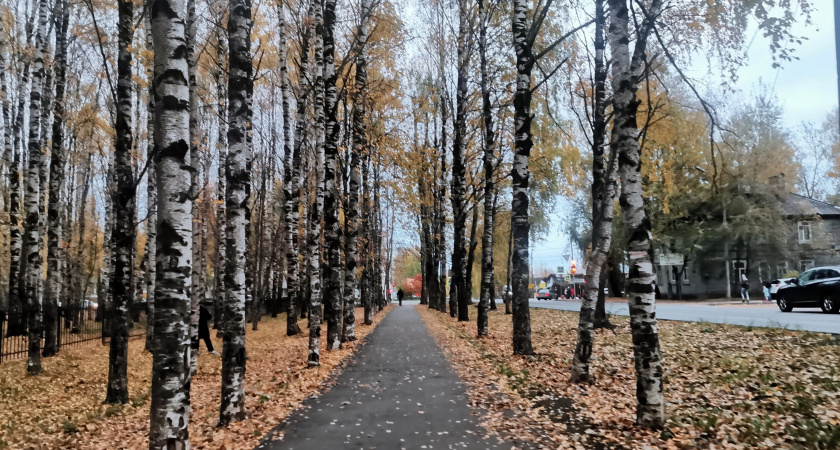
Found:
[776,266,840,313]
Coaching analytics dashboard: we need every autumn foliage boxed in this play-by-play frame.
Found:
[401,274,422,297]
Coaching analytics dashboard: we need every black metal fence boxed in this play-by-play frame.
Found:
[0,304,147,363]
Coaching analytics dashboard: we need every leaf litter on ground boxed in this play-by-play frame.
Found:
[0,306,392,449]
[417,305,840,449]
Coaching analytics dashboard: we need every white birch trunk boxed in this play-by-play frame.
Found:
[148,0,194,443]
[219,0,252,424]
[21,0,50,375]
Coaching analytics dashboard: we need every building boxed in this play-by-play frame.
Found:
[654,192,840,299]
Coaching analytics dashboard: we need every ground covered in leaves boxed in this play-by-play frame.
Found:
[0,306,391,449]
[418,305,840,449]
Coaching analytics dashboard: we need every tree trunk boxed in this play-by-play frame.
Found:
[322,0,342,350]
[285,4,314,336]
[37,67,52,341]
[451,0,470,322]
[219,0,252,425]
[144,4,157,352]
[147,0,194,443]
[21,0,50,375]
[571,0,615,383]
[105,0,135,403]
[0,14,11,318]
[344,0,368,338]
[593,264,612,329]
[7,15,34,338]
[510,0,534,355]
[306,0,326,367]
[275,0,291,329]
[608,0,664,428]
[186,0,201,377]
[436,90,448,315]
[43,0,70,358]
[477,0,496,336]
[212,0,227,335]
[100,150,115,340]
[465,201,478,302]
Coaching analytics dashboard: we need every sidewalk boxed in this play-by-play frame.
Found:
[258,305,503,449]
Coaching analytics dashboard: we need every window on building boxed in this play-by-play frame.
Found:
[798,221,812,243]
[800,260,815,272]
[776,262,789,278]
[668,264,690,284]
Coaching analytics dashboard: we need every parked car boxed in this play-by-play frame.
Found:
[534,288,557,300]
[775,266,840,313]
[769,278,795,300]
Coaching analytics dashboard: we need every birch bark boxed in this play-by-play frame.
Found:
[607,0,665,427]
[186,0,201,377]
[144,5,157,351]
[307,0,326,367]
[450,0,470,321]
[510,0,534,355]
[477,0,495,336]
[148,0,194,443]
[21,0,50,375]
[105,0,135,403]
[43,0,70,357]
[285,4,315,336]
[219,0,252,424]
[322,0,343,350]
[343,0,369,340]
[571,0,616,383]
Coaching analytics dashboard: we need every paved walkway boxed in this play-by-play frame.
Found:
[258,304,502,449]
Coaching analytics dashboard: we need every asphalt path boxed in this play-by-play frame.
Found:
[259,304,503,449]
[529,299,840,334]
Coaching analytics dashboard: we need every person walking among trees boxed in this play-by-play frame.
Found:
[740,273,750,304]
[397,288,404,306]
[199,302,218,355]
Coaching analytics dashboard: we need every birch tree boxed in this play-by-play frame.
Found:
[343,0,371,342]
[571,0,619,383]
[105,0,136,403]
[476,0,496,337]
[148,0,194,442]
[322,0,343,351]
[219,0,252,424]
[43,0,70,357]
[144,3,157,351]
[307,0,326,367]
[20,0,50,375]
[450,0,471,322]
[509,0,590,354]
[285,3,315,337]
[185,0,201,377]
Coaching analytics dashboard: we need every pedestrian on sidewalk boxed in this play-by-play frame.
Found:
[740,273,750,304]
[762,281,772,302]
[199,302,219,355]
[397,288,405,306]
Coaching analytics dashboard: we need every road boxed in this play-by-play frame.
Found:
[528,299,840,334]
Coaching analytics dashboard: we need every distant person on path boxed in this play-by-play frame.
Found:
[740,273,750,304]
[199,303,218,355]
[762,281,772,302]
[397,288,404,306]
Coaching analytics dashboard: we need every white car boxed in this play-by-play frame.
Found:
[770,278,795,300]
